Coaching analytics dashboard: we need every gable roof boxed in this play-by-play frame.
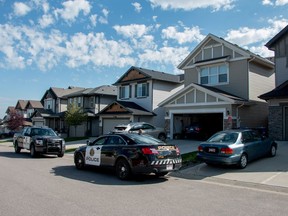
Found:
[41,86,85,102]
[99,101,155,116]
[265,25,288,50]
[259,80,288,100]
[15,100,28,110]
[6,106,15,114]
[178,33,274,70]
[114,66,183,85]
[65,85,117,97]
[25,100,43,109]
[159,82,247,107]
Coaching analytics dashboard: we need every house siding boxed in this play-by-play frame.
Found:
[249,62,275,101]
[275,57,288,86]
[268,106,283,140]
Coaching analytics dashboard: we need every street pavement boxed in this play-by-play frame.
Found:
[1,138,288,191]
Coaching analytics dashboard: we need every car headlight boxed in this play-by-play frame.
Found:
[36,140,43,145]
[62,140,65,145]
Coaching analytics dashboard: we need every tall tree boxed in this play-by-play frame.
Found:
[65,104,87,137]
[7,110,24,131]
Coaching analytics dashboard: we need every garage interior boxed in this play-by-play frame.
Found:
[173,113,223,139]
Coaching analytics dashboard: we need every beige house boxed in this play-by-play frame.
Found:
[98,66,184,135]
[159,34,275,139]
[259,25,288,140]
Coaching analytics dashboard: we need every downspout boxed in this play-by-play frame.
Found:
[236,103,245,128]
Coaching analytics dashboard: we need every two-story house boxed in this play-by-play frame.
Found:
[159,33,275,139]
[15,100,28,118]
[259,25,288,140]
[65,85,117,137]
[25,100,43,118]
[98,66,184,135]
[31,86,84,133]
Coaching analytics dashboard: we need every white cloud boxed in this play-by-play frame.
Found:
[149,0,235,11]
[13,2,31,16]
[225,18,288,47]
[132,2,142,13]
[90,14,97,27]
[162,26,205,44]
[262,0,288,5]
[152,16,157,22]
[55,0,91,22]
[139,46,189,72]
[113,24,151,38]
[39,14,54,28]
[99,8,109,24]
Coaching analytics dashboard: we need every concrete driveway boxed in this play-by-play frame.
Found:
[171,141,288,191]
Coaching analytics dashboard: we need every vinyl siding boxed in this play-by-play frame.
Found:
[275,57,288,86]
[249,62,275,101]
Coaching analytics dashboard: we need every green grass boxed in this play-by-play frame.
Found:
[181,151,199,166]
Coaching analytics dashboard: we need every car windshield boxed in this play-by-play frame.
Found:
[32,128,57,136]
[207,132,239,143]
[126,134,164,145]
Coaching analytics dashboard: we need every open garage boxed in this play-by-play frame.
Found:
[172,112,223,139]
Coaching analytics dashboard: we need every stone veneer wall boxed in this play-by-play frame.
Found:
[268,106,283,140]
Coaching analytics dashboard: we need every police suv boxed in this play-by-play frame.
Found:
[14,126,65,158]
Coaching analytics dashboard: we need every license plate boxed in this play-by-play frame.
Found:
[166,164,173,170]
[208,148,216,153]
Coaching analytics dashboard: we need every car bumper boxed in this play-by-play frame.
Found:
[35,145,65,155]
[197,153,240,165]
[132,159,182,174]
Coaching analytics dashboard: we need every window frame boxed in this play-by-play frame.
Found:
[199,63,228,86]
[135,82,149,98]
[119,85,131,99]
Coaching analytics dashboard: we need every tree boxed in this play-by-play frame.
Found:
[7,110,24,131]
[65,104,87,137]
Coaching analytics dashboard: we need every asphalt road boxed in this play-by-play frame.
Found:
[1,144,288,216]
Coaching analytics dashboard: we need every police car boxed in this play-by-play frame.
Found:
[74,133,182,180]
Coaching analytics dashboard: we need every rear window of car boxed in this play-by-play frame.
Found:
[114,126,127,131]
[125,134,163,145]
[208,132,239,143]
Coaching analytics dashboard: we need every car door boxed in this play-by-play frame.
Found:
[142,123,158,138]
[85,136,107,167]
[22,127,32,150]
[101,135,127,167]
[242,131,259,160]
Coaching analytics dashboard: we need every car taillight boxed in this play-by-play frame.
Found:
[220,147,233,154]
[142,147,159,155]
[195,127,201,132]
[198,146,203,152]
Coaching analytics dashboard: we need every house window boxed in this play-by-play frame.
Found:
[78,97,81,107]
[119,85,131,99]
[200,64,228,85]
[90,97,94,108]
[135,83,149,98]
[69,98,73,105]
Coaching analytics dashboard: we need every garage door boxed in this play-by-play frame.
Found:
[102,118,130,135]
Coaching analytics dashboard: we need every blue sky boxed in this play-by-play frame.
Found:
[1,0,288,119]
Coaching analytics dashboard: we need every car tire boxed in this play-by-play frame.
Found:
[238,153,248,169]
[75,153,85,170]
[158,133,166,142]
[115,159,131,180]
[269,144,277,157]
[58,152,64,158]
[14,141,21,153]
[155,172,168,177]
[30,144,38,158]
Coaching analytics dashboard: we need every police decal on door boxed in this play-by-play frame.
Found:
[85,146,102,166]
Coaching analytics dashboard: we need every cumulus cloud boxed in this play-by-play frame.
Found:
[13,2,31,16]
[149,0,235,11]
[90,14,97,27]
[132,2,142,13]
[113,24,151,38]
[99,8,109,24]
[162,26,205,44]
[39,14,54,28]
[262,0,288,5]
[55,0,91,22]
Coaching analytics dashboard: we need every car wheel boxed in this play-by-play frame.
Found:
[75,153,85,170]
[58,152,64,158]
[238,153,248,169]
[14,141,21,153]
[30,144,37,158]
[115,159,131,180]
[269,144,277,157]
[155,172,168,177]
[158,133,166,142]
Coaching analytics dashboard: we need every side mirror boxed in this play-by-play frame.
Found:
[86,140,91,146]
